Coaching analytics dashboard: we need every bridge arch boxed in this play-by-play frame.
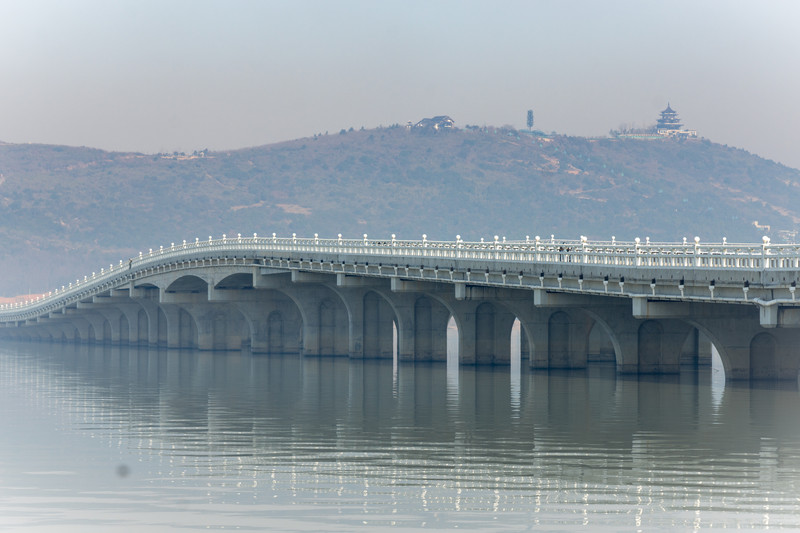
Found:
[215,273,254,290]
[388,290,535,366]
[166,275,208,294]
[578,307,692,375]
[235,283,347,357]
[229,289,303,355]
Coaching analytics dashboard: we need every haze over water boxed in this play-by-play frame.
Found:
[2,340,800,531]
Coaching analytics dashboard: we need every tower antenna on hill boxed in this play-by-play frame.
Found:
[527,109,534,131]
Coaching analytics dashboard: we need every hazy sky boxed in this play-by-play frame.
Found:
[2,0,800,168]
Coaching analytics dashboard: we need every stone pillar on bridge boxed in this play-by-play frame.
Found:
[446,284,522,365]
[390,280,468,363]
[411,295,450,362]
[283,286,349,357]
[221,290,303,354]
[633,298,800,380]
[78,312,109,344]
[47,312,90,343]
[374,289,417,362]
[157,303,198,349]
[184,302,246,351]
[680,327,713,367]
[129,287,168,346]
[329,285,395,360]
[525,307,593,370]
[83,305,125,345]
[92,294,150,346]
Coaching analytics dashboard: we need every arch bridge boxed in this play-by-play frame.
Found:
[2,233,800,381]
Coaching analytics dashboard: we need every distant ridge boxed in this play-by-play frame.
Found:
[0,125,798,295]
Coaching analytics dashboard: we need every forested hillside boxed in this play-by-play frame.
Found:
[1,126,798,296]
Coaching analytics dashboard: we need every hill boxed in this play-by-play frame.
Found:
[1,125,799,296]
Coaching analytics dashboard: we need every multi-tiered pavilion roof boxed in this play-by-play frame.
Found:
[657,104,683,131]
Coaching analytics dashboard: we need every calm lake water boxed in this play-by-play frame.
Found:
[1,341,800,532]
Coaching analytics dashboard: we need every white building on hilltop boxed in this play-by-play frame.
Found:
[656,104,697,138]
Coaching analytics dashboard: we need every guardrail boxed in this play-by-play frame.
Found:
[0,233,793,320]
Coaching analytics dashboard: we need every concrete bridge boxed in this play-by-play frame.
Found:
[2,233,800,381]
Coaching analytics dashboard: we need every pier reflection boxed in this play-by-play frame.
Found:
[2,341,800,530]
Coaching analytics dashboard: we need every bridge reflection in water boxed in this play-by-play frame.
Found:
[2,341,799,530]
[2,234,800,382]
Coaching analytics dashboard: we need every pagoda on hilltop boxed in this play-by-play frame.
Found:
[657,104,682,131]
[656,103,696,138]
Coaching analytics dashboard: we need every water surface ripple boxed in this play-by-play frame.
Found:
[1,342,799,531]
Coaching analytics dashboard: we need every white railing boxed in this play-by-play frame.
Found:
[0,233,794,319]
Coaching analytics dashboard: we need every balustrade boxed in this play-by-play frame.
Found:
[1,233,797,318]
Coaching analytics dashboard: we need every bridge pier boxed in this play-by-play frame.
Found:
[158,304,197,349]
[5,235,800,385]
[236,298,302,355]
[680,327,713,367]
[285,286,349,357]
[633,299,800,380]
[178,303,245,351]
[331,288,395,360]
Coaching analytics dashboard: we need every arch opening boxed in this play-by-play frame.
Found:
[215,273,254,290]
[587,320,616,363]
[446,315,458,366]
[166,275,207,293]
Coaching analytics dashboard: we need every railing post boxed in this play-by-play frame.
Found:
[580,235,588,264]
[694,236,701,267]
